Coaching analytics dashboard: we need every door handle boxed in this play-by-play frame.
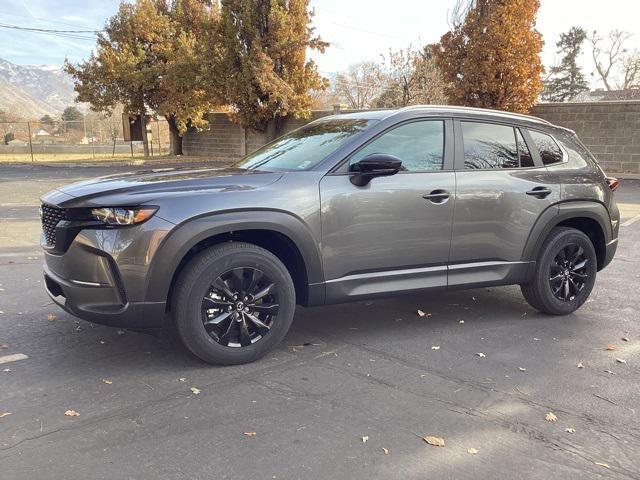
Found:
[526,186,552,198]
[422,189,450,204]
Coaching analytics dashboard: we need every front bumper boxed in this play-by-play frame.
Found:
[42,217,173,329]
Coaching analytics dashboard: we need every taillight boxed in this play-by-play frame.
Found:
[606,177,620,192]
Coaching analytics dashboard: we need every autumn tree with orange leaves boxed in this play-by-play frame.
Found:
[432,0,544,113]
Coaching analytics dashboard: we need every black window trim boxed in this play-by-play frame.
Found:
[328,117,455,175]
[524,127,568,167]
[453,118,547,171]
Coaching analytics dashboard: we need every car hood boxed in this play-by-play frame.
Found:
[42,166,283,207]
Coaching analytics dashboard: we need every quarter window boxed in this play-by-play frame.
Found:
[529,130,564,165]
[462,122,518,169]
[349,120,444,172]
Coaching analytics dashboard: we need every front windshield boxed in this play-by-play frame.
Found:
[234,118,377,171]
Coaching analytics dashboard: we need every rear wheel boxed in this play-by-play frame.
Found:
[173,242,296,365]
[521,227,597,315]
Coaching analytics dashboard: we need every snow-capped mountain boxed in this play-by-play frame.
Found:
[0,58,80,119]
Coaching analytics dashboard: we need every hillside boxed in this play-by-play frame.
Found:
[0,58,80,120]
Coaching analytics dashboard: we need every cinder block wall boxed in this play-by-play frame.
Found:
[184,102,640,173]
[531,101,640,174]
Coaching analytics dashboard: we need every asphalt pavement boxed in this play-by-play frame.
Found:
[1,163,639,479]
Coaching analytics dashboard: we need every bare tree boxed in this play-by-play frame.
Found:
[334,62,386,109]
[589,30,640,90]
[376,45,446,108]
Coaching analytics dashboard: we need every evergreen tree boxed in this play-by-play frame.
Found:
[544,27,589,102]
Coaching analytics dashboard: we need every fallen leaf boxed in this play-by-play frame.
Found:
[577,362,584,369]
[467,447,479,455]
[382,447,389,455]
[417,310,431,317]
[117,330,125,336]
[0,344,8,349]
[190,387,201,395]
[64,410,80,417]
[431,346,440,351]
[459,320,465,324]
[622,337,629,342]
[47,313,56,321]
[476,352,486,358]
[99,340,106,345]
[179,377,186,382]
[606,344,616,351]
[519,367,527,372]
[604,370,617,375]
[361,436,369,443]
[565,427,575,433]
[545,412,558,422]
[423,435,445,447]
[0,412,11,418]
[616,358,627,364]
[3,368,10,372]
[595,462,610,469]
[102,379,113,385]
[243,432,256,437]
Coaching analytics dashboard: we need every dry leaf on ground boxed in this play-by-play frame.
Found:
[179,377,186,382]
[476,352,486,358]
[622,337,629,342]
[0,412,11,418]
[565,427,575,433]
[467,447,478,454]
[604,370,617,375]
[190,387,201,395]
[616,358,627,364]
[606,344,616,351]
[459,320,465,324]
[431,346,440,351]
[382,447,389,455]
[0,344,8,349]
[64,410,80,417]
[595,462,610,469]
[417,310,431,317]
[519,367,527,372]
[47,313,56,321]
[545,412,558,422]
[423,435,445,447]
[361,436,369,443]
[243,432,257,437]
[102,379,112,385]
[577,362,584,368]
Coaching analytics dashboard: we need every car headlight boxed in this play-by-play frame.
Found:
[90,206,158,226]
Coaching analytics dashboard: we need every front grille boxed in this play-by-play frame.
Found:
[41,204,68,246]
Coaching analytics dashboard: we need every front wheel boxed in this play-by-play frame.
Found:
[521,227,597,315]
[173,242,296,365]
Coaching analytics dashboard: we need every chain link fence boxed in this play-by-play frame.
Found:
[0,118,171,162]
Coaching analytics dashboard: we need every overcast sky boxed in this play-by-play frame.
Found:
[1,0,639,89]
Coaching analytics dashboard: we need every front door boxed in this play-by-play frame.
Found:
[319,119,456,302]
[449,120,562,286]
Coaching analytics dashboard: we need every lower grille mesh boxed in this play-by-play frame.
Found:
[41,205,68,246]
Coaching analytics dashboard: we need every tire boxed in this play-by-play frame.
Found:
[172,242,296,365]
[521,227,597,315]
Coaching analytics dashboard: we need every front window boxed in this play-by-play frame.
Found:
[234,119,376,171]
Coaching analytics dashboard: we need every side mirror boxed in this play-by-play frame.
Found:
[349,153,402,186]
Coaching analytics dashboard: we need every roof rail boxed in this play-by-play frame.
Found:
[395,105,552,125]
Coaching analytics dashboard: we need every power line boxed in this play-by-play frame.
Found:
[0,22,102,34]
[0,11,101,30]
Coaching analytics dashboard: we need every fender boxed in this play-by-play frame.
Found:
[143,209,324,305]
[522,200,612,262]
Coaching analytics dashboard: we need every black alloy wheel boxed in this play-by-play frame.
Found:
[549,244,589,302]
[202,267,280,347]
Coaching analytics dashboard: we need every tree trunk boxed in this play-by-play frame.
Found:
[265,116,284,142]
[167,116,183,156]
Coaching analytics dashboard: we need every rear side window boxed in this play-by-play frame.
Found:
[349,120,444,172]
[529,130,564,165]
[516,129,534,167]
[462,122,518,169]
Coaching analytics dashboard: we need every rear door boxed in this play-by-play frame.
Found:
[449,120,562,287]
[319,118,456,301]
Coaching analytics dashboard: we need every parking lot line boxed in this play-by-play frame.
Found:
[622,214,640,227]
[0,353,29,364]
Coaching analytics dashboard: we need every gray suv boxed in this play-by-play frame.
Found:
[40,106,620,365]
